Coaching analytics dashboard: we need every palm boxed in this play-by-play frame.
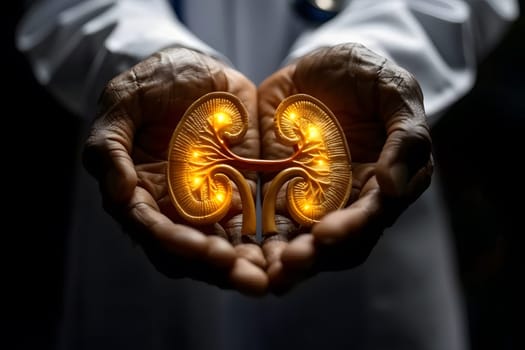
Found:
[291,56,387,212]
[258,44,432,290]
[84,48,267,294]
[260,46,386,238]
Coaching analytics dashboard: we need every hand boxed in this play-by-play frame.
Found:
[258,43,433,292]
[83,48,268,295]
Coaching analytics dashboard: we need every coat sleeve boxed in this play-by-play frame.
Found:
[287,0,519,122]
[16,0,223,119]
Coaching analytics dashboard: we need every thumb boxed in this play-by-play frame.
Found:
[83,108,137,204]
[375,121,432,198]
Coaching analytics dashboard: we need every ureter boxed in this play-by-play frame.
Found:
[218,165,257,235]
[261,167,307,235]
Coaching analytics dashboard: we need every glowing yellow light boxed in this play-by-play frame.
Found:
[215,112,226,123]
[315,158,330,172]
[289,112,297,120]
[215,192,225,203]
[307,125,320,141]
[213,111,231,128]
[192,177,203,186]
[303,200,314,211]
[192,151,200,158]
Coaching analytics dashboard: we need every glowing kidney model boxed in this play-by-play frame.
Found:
[167,92,352,235]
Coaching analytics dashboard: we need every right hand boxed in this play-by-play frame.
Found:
[82,48,268,295]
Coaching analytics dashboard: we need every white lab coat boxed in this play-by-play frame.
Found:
[16,1,518,349]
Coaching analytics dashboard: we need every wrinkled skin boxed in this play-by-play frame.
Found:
[83,48,268,295]
[83,43,433,296]
[259,43,433,292]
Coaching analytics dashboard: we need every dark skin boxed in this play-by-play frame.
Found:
[258,44,433,292]
[83,43,433,295]
[83,47,268,295]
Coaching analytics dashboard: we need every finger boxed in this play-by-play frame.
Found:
[267,235,318,295]
[275,183,386,290]
[296,178,385,273]
[208,236,241,268]
[262,239,287,266]
[280,234,317,270]
[229,258,269,296]
[375,123,432,198]
[262,239,287,287]
[129,199,246,291]
[83,107,137,204]
[406,155,433,198]
[264,235,318,294]
[262,239,288,291]
[267,261,303,295]
[235,244,267,269]
[312,181,383,245]
[127,187,236,266]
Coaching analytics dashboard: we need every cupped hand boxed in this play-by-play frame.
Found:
[258,43,433,292]
[82,48,267,295]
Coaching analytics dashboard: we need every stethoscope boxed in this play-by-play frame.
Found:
[293,0,347,23]
[171,0,347,24]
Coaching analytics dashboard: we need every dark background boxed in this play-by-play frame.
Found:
[432,9,525,349]
[4,4,83,350]
[3,2,524,349]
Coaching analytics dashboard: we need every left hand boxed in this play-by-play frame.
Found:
[258,43,433,292]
